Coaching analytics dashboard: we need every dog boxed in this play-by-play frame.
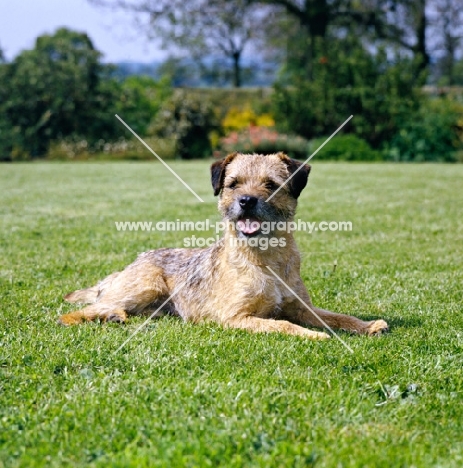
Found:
[58,152,388,339]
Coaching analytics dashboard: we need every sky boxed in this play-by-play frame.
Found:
[0,0,167,63]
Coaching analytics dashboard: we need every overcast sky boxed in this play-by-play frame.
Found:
[0,0,167,63]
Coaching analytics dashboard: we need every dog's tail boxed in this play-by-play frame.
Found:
[64,272,121,304]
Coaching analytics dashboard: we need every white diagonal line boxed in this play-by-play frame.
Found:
[266,266,354,353]
[113,282,186,354]
[115,114,205,203]
[266,115,353,202]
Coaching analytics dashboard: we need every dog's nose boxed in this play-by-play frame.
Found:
[239,195,258,210]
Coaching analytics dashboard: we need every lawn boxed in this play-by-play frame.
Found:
[0,161,462,467]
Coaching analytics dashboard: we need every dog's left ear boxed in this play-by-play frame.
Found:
[277,152,311,199]
[211,152,238,196]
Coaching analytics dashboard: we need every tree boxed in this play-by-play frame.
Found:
[0,48,13,160]
[380,0,430,74]
[88,0,267,87]
[167,0,267,88]
[248,0,399,78]
[250,0,437,77]
[0,28,121,158]
[429,0,463,84]
[383,0,463,81]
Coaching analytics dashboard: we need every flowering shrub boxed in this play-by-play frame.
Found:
[222,106,275,131]
[216,126,309,159]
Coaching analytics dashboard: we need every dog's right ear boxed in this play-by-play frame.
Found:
[210,152,238,196]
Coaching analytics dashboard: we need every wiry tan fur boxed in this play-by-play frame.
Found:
[59,152,388,339]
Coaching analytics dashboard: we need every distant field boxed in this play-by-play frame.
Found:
[1,161,462,467]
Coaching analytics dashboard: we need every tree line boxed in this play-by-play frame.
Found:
[89,0,463,88]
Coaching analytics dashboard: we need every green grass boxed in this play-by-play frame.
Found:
[1,161,462,467]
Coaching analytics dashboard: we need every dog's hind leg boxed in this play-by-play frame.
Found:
[64,272,121,304]
[58,304,128,325]
[59,264,170,326]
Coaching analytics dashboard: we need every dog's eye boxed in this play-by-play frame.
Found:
[228,180,238,189]
[265,180,280,191]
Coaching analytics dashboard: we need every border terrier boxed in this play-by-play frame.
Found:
[59,152,388,339]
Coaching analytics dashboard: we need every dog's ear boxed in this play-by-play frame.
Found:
[276,152,311,199]
[210,152,238,196]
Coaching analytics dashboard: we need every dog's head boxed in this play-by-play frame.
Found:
[210,152,311,238]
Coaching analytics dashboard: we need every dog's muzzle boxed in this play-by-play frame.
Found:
[235,195,262,236]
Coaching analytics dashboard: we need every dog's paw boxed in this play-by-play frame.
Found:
[305,330,331,340]
[317,331,331,340]
[365,319,389,336]
[57,312,84,326]
[105,313,126,324]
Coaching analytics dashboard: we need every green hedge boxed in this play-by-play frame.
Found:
[383,97,463,162]
[310,134,381,161]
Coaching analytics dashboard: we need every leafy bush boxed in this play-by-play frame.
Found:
[309,134,381,161]
[217,126,309,159]
[149,91,218,159]
[382,97,463,162]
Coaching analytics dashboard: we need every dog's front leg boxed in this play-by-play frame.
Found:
[224,315,330,340]
[298,305,389,336]
[282,281,388,336]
